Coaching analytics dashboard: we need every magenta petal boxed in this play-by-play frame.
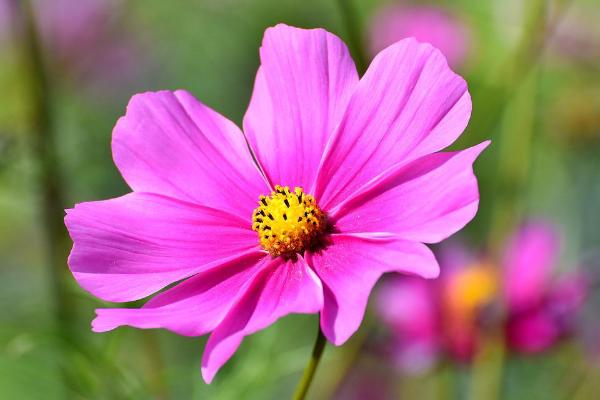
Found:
[377,277,437,340]
[331,142,489,243]
[307,234,439,345]
[201,255,323,383]
[503,222,559,311]
[547,274,587,317]
[506,309,559,353]
[377,277,440,372]
[243,24,359,190]
[315,38,471,209]
[112,90,269,218]
[65,192,258,302]
[92,252,267,336]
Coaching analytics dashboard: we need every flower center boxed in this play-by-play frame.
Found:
[252,185,326,257]
[445,263,498,319]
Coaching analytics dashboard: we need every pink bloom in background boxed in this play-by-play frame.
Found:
[376,222,587,371]
[369,5,469,68]
[377,248,496,367]
[376,276,441,373]
[1,0,145,90]
[503,224,587,353]
[65,24,487,382]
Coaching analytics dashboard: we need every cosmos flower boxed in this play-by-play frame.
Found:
[376,222,587,370]
[65,24,487,382]
[369,5,469,68]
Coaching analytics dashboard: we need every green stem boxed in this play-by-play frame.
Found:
[462,0,573,149]
[335,0,368,74]
[12,0,74,395]
[15,0,71,314]
[485,0,549,253]
[292,322,327,400]
[467,331,506,400]
[142,332,171,400]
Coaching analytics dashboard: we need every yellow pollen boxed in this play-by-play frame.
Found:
[444,262,498,319]
[252,185,326,257]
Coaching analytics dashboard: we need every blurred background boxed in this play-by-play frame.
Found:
[1,0,599,398]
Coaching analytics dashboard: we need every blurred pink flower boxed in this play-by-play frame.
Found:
[65,24,486,382]
[504,224,587,352]
[377,222,587,370]
[376,276,440,372]
[2,0,145,90]
[369,5,469,67]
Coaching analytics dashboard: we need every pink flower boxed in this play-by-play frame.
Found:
[377,250,496,367]
[376,222,587,370]
[2,0,144,89]
[369,5,469,68]
[65,24,486,382]
[503,224,587,353]
[376,276,441,373]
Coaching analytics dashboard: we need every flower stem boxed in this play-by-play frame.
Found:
[335,0,368,74]
[14,0,72,317]
[486,0,548,254]
[292,322,327,400]
[12,0,75,396]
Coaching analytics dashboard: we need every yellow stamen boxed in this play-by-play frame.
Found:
[445,263,498,319]
[252,185,326,257]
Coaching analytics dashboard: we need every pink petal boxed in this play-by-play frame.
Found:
[92,252,268,336]
[315,38,471,209]
[376,276,440,372]
[437,241,477,276]
[330,142,489,243]
[506,309,559,353]
[507,273,587,353]
[547,274,587,316]
[503,222,559,311]
[201,255,323,383]
[112,90,268,218]
[306,234,439,345]
[243,24,359,190]
[376,277,438,340]
[65,192,259,302]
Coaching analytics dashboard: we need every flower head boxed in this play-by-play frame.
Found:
[376,222,587,370]
[252,185,327,257]
[65,24,487,382]
[369,5,469,67]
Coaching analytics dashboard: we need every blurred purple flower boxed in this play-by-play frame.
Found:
[376,222,587,371]
[491,223,586,353]
[504,224,587,352]
[503,223,559,312]
[369,5,469,68]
